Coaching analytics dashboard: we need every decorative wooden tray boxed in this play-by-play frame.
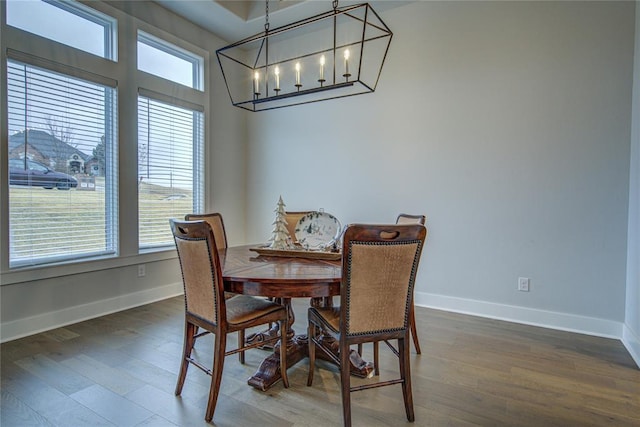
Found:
[250,246,341,261]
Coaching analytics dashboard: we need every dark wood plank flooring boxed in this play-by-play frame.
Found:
[2,296,638,426]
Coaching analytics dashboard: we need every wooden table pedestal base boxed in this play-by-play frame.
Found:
[246,328,374,391]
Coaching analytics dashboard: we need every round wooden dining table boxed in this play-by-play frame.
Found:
[219,245,374,391]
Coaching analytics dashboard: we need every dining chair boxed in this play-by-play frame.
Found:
[396,214,426,356]
[396,213,426,227]
[357,213,427,375]
[307,223,427,427]
[185,212,228,250]
[170,219,289,422]
[185,212,248,360]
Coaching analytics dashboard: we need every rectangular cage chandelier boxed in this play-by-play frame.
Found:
[216,1,393,112]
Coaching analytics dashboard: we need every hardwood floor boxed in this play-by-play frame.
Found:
[2,296,638,426]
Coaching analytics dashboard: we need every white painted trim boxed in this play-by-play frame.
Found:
[415,291,623,339]
[0,282,183,343]
[622,324,640,369]
[3,286,636,370]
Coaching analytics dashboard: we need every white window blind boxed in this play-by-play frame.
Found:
[7,59,118,267]
[138,95,204,249]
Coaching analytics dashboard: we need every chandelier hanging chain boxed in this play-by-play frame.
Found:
[265,0,270,33]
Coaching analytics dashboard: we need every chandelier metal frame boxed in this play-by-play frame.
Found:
[216,1,393,112]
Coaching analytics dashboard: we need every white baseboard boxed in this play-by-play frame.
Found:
[3,286,637,369]
[622,324,640,369]
[415,291,623,339]
[0,283,183,343]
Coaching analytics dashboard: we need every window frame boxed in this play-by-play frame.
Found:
[6,56,120,269]
[137,30,203,91]
[6,0,118,61]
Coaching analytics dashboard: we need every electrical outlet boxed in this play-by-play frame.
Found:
[518,277,530,292]
[138,264,146,277]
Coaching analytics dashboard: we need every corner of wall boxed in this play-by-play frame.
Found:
[623,324,640,368]
[624,0,640,369]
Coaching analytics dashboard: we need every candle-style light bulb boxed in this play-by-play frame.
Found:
[319,55,325,81]
[343,49,350,79]
[254,71,260,95]
[274,66,280,91]
[295,62,301,87]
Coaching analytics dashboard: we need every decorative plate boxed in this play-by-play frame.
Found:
[294,211,341,249]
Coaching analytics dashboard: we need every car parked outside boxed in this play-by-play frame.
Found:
[9,158,78,190]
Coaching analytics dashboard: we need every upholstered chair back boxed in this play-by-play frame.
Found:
[341,224,426,337]
[185,213,228,250]
[396,213,426,226]
[170,219,225,326]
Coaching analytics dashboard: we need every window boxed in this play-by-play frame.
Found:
[137,31,203,90]
[138,95,204,250]
[6,0,117,60]
[7,59,118,267]
[2,0,209,276]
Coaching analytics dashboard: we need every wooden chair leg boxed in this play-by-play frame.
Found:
[410,303,421,354]
[238,330,245,364]
[399,336,415,422]
[307,322,316,386]
[205,332,227,422]
[340,343,353,427]
[373,341,380,376]
[175,321,196,395]
[279,317,289,388]
[357,343,363,356]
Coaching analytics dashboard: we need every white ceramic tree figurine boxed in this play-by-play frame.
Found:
[268,196,291,249]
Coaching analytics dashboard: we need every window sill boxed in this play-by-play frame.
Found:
[0,249,177,286]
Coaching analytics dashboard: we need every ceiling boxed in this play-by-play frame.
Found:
[153,0,411,43]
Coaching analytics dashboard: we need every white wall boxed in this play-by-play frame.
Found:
[0,1,247,341]
[246,2,634,338]
[624,2,640,366]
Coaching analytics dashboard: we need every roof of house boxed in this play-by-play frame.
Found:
[8,129,89,161]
